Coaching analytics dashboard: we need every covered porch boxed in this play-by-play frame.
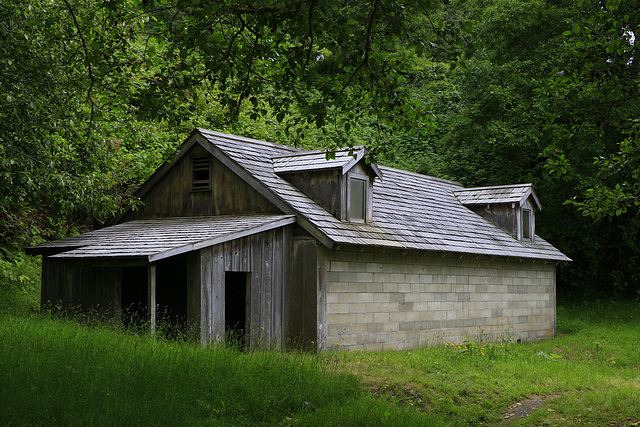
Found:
[27,215,296,347]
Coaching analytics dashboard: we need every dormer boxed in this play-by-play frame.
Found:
[273,147,383,223]
[453,184,541,241]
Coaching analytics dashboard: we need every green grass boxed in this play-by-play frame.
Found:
[328,302,640,426]
[0,313,439,426]
[1,302,639,425]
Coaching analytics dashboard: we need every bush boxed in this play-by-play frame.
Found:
[0,252,40,314]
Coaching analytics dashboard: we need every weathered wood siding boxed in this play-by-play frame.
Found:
[286,236,325,349]
[123,143,281,221]
[281,170,343,219]
[197,226,291,347]
[40,258,123,317]
[470,203,517,238]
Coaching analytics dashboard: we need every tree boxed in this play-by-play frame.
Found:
[541,0,640,221]
[426,0,640,298]
[127,0,482,145]
[2,0,475,248]
[0,0,169,249]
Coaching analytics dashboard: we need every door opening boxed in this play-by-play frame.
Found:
[225,271,249,347]
[120,266,148,328]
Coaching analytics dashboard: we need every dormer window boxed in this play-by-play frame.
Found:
[273,147,382,224]
[453,184,541,242]
[192,156,211,191]
[348,177,367,221]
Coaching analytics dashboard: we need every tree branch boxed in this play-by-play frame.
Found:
[62,0,96,135]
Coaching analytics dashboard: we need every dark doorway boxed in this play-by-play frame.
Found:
[121,266,148,328]
[225,271,249,347]
[156,254,188,338]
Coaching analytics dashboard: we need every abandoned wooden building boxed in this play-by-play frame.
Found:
[27,128,571,351]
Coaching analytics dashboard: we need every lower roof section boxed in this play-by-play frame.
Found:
[27,215,296,262]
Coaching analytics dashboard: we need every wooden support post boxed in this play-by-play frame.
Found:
[148,264,157,335]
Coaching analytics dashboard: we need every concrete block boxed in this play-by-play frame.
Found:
[383,322,398,332]
[356,272,374,282]
[367,282,383,293]
[373,312,390,323]
[398,302,414,312]
[330,261,349,271]
[390,292,406,303]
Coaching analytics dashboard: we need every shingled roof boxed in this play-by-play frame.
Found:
[273,147,383,178]
[194,129,569,262]
[27,215,295,261]
[29,129,569,262]
[453,184,542,210]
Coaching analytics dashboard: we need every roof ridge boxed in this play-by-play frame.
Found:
[454,183,533,192]
[377,164,463,188]
[270,145,366,159]
[197,128,302,153]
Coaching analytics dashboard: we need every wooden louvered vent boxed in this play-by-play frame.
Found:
[192,156,211,191]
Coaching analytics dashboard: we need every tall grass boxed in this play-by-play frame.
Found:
[0,313,438,425]
[2,298,639,425]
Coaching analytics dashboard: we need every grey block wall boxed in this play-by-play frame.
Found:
[324,246,556,351]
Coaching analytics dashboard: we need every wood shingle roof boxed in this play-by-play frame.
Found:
[28,215,295,261]
[453,184,542,210]
[196,129,570,262]
[273,147,383,178]
[28,129,569,262]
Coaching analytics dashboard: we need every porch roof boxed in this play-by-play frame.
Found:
[26,215,295,262]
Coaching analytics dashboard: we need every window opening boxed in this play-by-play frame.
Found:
[522,209,532,240]
[192,157,211,191]
[349,178,366,221]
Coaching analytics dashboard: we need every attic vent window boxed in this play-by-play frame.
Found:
[192,157,211,191]
[522,209,532,240]
[349,177,366,221]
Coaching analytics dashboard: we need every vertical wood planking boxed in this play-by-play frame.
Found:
[212,244,225,342]
[287,237,318,348]
[280,227,292,346]
[316,244,328,352]
[223,167,235,213]
[148,264,157,335]
[272,228,284,348]
[240,237,250,271]
[223,241,233,271]
[200,247,213,342]
[80,264,91,310]
[40,258,50,309]
[186,251,202,336]
[54,261,64,309]
[63,263,74,310]
[250,234,262,347]
[262,230,273,343]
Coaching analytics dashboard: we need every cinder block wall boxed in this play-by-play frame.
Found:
[324,246,556,351]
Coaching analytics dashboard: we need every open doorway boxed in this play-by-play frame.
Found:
[156,255,188,338]
[225,271,249,347]
[120,266,148,328]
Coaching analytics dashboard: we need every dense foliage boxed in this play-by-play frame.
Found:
[2,0,639,299]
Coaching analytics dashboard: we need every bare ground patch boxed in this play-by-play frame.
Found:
[501,394,561,422]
